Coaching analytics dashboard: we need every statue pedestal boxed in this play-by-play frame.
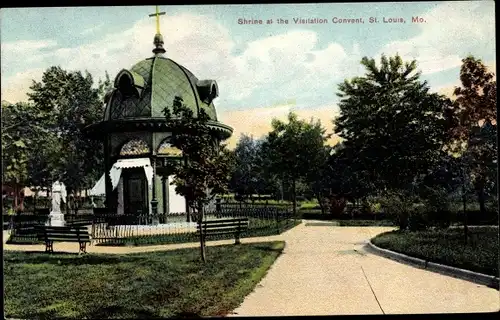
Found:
[47,212,66,227]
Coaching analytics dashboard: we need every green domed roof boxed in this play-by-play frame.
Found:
[84,30,232,141]
[104,56,219,122]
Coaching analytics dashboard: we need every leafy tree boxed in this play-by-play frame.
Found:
[255,137,282,199]
[27,66,111,209]
[26,130,62,208]
[1,101,46,212]
[335,54,454,193]
[446,56,496,149]
[415,154,463,228]
[164,96,234,262]
[446,56,497,219]
[464,122,497,214]
[230,134,260,200]
[262,113,330,216]
[301,120,331,213]
[326,144,374,211]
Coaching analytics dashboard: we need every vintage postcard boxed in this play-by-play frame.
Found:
[1,1,497,318]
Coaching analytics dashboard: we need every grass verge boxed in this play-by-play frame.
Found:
[4,241,285,319]
[371,227,498,276]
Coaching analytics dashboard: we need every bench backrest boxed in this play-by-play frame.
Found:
[66,219,93,227]
[197,218,249,233]
[41,226,90,242]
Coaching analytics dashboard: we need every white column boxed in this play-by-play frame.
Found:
[148,181,153,215]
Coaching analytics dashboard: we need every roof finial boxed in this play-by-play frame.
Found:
[149,5,166,55]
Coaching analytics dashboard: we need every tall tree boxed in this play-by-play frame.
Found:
[253,138,281,198]
[2,101,47,212]
[230,134,260,200]
[262,112,330,215]
[464,122,497,214]
[164,96,234,262]
[445,56,497,217]
[302,120,331,213]
[27,66,111,204]
[335,54,453,193]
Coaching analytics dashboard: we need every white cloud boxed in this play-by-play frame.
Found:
[1,39,58,52]
[80,23,104,36]
[379,1,495,75]
[1,39,58,76]
[1,12,360,106]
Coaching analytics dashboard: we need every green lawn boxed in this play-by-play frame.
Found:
[4,241,285,319]
[372,227,499,276]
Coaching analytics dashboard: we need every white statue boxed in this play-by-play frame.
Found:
[47,180,67,226]
[51,181,67,213]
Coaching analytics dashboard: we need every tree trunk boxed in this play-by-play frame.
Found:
[316,194,325,214]
[34,191,38,212]
[186,203,191,223]
[280,179,284,202]
[316,194,326,214]
[462,183,468,244]
[198,204,206,263]
[292,178,297,218]
[477,187,486,217]
[74,195,79,215]
[19,187,25,213]
[13,184,19,213]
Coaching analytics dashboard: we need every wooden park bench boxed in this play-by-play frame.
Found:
[38,226,91,254]
[197,218,249,244]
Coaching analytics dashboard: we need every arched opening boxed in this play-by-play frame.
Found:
[119,139,151,156]
[157,138,182,157]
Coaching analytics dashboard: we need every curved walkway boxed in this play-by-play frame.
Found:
[231,222,499,316]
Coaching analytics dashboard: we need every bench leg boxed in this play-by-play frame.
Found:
[79,242,87,254]
[235,233,241,245]
[45,241,53,253]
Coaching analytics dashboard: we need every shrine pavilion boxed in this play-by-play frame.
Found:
[83,6,233,216]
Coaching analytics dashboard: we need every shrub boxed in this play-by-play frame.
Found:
[407,205,430,231]
[328,196,347,217]
[380,191,429,231]
[419,186,452,229]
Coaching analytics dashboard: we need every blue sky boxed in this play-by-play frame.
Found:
[0,2,496,146]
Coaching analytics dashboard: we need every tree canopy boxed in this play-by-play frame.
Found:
[261,112,330,213]
[334,54,454,192]
[26,66,112,194]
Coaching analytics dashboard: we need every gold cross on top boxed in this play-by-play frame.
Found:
[149,5,166,34]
